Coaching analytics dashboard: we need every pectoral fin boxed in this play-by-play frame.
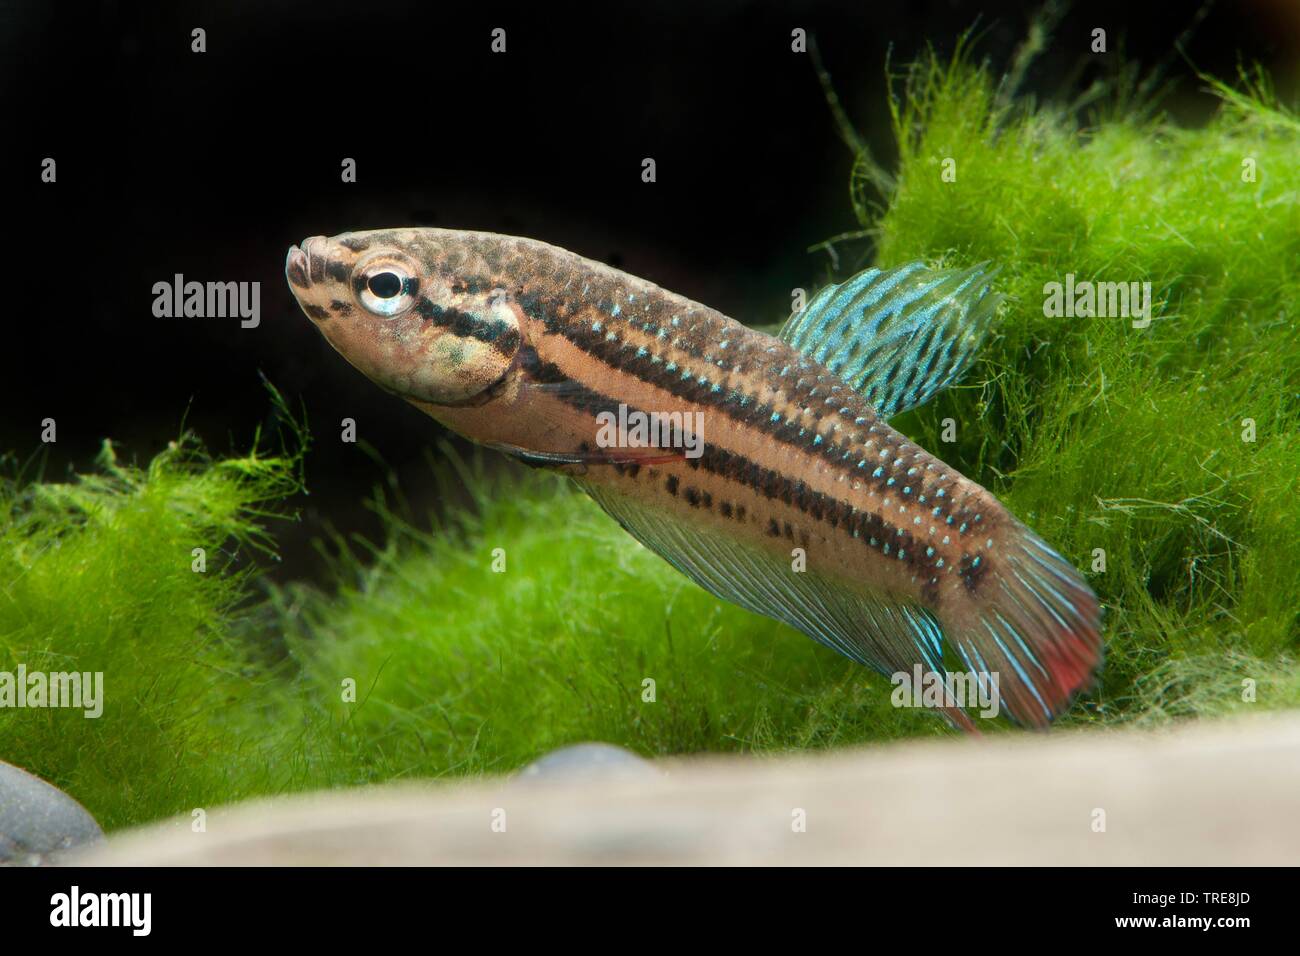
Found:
[489,442,685,468]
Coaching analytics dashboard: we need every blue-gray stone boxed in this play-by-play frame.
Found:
[0,761,103,866]
[518,743,657,782]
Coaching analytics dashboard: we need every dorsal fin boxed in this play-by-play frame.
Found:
[779,261,1001,419]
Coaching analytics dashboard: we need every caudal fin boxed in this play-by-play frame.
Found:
[942,528,1103,727]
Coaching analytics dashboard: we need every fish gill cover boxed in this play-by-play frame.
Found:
[1,34,1297,830]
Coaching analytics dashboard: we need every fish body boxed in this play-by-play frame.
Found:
[286,228,1102,729]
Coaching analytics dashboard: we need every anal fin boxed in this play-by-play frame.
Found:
[576,479,982,730]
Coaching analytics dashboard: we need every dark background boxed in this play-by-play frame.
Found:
[3,0,1297,580]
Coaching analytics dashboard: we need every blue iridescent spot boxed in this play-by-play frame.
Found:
[897,550,906,560]
[936,489,946,498]
[972,556,981,567]
[925,546,934,557]
[611,304,621,317]
[886,478,896,487]
[959,522,968,533]
[666,362,677,372]
[591,321,603,332]
[813,435,823,446]
[902,486,911,495]
[872,466,884,478]
[771,412,782,423]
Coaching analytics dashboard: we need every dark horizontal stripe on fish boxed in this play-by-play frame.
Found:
[612,463,781,540]
[522,295,984,538]
[686,443,927,573]
[519,293,872,463]
[518,346,620,415]
[519,348,933,581]
[416,297,520,357]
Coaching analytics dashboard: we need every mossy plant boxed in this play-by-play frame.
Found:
[268,451,935,791]
[0,436,302,829]
[858,51,1299,724]
[0,52,1296,830]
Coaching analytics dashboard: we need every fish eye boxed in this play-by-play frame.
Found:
[356,258,419,317]
[367,272,403,298]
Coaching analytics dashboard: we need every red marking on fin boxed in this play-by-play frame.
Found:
[942,529,1103,728]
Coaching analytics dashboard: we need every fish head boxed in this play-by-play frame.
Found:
[285,229,523,405]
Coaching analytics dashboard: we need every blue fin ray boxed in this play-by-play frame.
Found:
[576,480,952,682]
[779,261,1002,419]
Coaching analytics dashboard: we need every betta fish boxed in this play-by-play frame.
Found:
[286,229,1102,730]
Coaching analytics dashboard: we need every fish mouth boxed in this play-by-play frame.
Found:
[285,235,325,291]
